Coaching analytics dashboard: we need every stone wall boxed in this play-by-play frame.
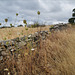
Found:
[49,23,68,32]
[0,31,48,61]
[0,23,69,61]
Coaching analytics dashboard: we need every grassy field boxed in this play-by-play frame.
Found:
[0,25,50,40]
[0,25,75,75]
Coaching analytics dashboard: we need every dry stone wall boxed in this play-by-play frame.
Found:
[0,31,48,61]
[0,23,69,61]
[49,23,68,32]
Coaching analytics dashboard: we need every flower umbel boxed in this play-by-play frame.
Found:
[31,48,35,51]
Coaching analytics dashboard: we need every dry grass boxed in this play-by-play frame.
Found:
[43,27,75,75]
[0,25,75,75]
[0,25,50,40]
[0,26,75,75]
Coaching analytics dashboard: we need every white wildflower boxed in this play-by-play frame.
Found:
[31,48,35,51]
[8,72,10,75]
[4,68,9,71]
[11,49,14,52]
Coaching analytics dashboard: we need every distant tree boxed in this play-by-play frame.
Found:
[68,8,75,24]
[72,8,75,18]
[72,8,75,12]
[72,13,75,17]
[68,18,75,23]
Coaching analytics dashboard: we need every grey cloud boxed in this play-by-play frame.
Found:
[0,0,75,25]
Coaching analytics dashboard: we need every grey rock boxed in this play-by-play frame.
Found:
[0,46,6,51]
[19,36,26,41]
[40,31,48,36]
[44,31,48,34]
[1,51,9,56]
[34,36,39,42]
[54,25,59,29]
[19,41,27,46]
[1,40,12,47]
[7,46,13,50]
[0,56,3,60]
[12,37,20,42]
[0,48,3,51]
[42,36,46,40]
[34,32,39,37]
[28,34,32,39]
[25,39,32,42]
[49,27,54,32]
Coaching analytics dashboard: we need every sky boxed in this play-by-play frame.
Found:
[0,0,75,26]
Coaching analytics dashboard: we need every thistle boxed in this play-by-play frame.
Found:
[16,13,18,16]
[5,18,8,25]
[23,20,27,26]
[37,11,40,15]
[37,11,40,31]
[14,13,18,26]
[10,24,12,27]
[37,11,40,24]
[23,20,28,36]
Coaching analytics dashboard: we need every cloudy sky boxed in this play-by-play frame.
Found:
[0,0,75,26]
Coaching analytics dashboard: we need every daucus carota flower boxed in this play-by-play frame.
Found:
[31,48,35,51]
[8,72,10,75]
[4,68,9,71]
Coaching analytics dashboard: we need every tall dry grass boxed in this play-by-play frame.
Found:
[0,26,75,75]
